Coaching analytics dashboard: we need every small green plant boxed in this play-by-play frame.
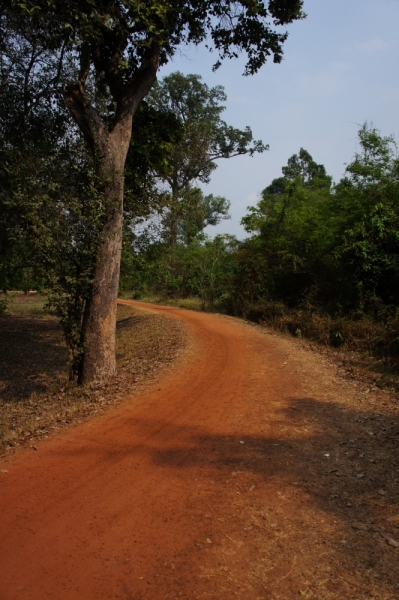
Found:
[0,298,8,316]
[331,330,344,347]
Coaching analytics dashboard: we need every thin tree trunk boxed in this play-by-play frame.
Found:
[168,184,180,246]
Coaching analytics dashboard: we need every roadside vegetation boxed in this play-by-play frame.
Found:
[121,124,399,370]
[0,0,304,385]
[1,0,398,387]
[0,295,186,455]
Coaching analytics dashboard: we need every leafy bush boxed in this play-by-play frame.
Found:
[0,298,7,316]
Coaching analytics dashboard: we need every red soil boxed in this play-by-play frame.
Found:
[0,301,398,599]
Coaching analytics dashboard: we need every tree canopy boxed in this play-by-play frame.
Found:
[1,0,305,384]
[147,72,267,191]
[127,71,266,244]
[122,123,399,362]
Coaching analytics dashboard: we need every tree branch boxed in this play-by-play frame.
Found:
[79,42,90,83]
[49,37,69,88]
[117,43,160,120]
[63,80,106,155]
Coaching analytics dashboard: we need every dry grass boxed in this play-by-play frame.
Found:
[1,291,48,316]
[0,296,187,456]
[243,301,399,373]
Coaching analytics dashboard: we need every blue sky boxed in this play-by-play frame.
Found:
[160,0,399,238]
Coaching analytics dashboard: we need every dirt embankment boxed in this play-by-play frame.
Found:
[0,300,399,599]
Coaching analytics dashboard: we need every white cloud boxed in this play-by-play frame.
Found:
[358,37,394,54]
[298,62,352,97]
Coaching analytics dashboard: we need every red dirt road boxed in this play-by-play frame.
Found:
[1,301,398,600]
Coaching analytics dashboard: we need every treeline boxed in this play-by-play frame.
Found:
[1,22,398,367]
[0,0,310,384]
[121,125,399,363]
[0,62,266,376]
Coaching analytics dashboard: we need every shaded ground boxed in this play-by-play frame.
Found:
[0,300,399,599]
[0,298,186,452]
[0,294,66,400]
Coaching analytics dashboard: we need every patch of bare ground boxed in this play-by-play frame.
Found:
[206,315,399,599]
[0,300,187,456]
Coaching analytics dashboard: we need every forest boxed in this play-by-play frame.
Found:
[120,113,399,366]
[1,0,398,377]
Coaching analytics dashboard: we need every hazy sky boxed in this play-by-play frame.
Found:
[160,0,399,238]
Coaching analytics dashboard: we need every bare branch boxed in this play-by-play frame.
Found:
[63,80,106,154]
[49,37,69,88]
[79,42,90,84]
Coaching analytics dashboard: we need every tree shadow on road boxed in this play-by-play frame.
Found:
[50,389,399,597]
[136,397,399,597]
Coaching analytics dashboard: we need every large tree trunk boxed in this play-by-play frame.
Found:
[78,145,126,384]
[64,43,159,385]
[78,122,133,385]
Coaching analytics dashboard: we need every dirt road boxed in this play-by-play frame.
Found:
[0,301,398,599]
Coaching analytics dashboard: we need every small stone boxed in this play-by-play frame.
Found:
[240,441,245,445]
[206,538,212,544]
[1,469,8,474]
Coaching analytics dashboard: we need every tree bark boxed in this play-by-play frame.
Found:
[78,132,129,385]
[64,43,159,384]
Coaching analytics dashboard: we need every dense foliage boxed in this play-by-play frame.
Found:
[0,20,106,377]
[123,71,267,246]
[1,0,304,383]
[126,124,399,361]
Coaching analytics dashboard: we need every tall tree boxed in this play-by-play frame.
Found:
[241,149,334,306]
[144,72,265,244]
[4,0,305,384]
[333,124,399,310]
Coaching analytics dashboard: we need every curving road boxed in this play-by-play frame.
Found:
[0,301,395,599]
